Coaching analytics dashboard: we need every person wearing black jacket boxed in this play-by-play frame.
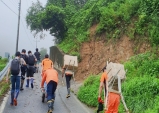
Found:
[34,48,41,73]
[20,49,28,90]
[26,51,37,88]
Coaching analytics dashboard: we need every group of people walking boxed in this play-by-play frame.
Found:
[6,48,122,113]
[6,48,41,106]
[40,54,73,113]
[6,48,73,113]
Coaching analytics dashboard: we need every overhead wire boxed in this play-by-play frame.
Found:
[1,0,35,49]
[0,0,18,15]
[21,12,35,48]
[9,0,17,9]
[21,20,35,48]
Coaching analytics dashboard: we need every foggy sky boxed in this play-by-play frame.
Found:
[0,0,54,57]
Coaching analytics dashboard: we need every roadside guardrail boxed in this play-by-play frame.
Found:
[0,59,11,81]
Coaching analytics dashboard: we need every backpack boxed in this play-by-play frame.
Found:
[21,54,28,64]
[11,58,20,75]
[28,55,35,65]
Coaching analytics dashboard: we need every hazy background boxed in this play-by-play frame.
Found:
[0,0,54,57]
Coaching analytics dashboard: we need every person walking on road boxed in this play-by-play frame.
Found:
[41,54,53,77]
[41,54,53,102]
[26,50,37,88]
[34,48,41,73]
[20,49,28,90]
[62,66,73,98]
[6,51,26,106]
[41,68,58,113]
[98,67,120,113]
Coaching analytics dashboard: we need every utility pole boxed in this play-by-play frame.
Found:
[16,0,21,52]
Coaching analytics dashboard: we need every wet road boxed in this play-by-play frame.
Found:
[2,70,94,113]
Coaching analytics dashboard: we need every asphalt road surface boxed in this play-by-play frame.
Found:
[2,69,94,113]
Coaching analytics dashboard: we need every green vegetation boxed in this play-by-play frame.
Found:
[0,58,8,71]
[26,1,159,112]
[77,75,100,107]
[39,47,47,60]
[26,0,159,55]
[77,52,159,113]
[0,76,10,97]
[120,76,159,113]
[0,57,10,100]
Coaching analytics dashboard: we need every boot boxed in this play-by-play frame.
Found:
[47,110,52,113]
[26,79,29,87]
[13,98,17,106]
[30,78,34,89]
[97,103,103,113]
[66,94,70,98]
[13,90,19,106]
[47,100,54,113]
[10,91,14,105]
[66,88,70,98]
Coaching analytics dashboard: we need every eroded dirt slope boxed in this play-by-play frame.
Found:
[75,25,151,81]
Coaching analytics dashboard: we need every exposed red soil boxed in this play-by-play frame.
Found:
[75,25,151,81]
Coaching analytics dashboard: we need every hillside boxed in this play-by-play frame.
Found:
[25,0,159,112]
[75,26,151,81]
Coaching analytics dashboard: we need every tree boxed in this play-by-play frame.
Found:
[39,48,47,60]
[26,0,44,33]
[26,1,67,42]
[25,0,88,43]
[46,0,66,8]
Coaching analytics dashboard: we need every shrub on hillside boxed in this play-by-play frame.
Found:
[78,74,159,113]
[144,96,159,113]
[78,52,159,113]
[120,76,159,113]
[77,75,101,107]
[124,52,159,78]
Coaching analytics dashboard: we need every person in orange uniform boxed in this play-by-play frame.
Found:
[41,54,53,103]
[62,66,73,98]
[98,67,120,113]
[41,54,53,77]
[41,68,58,113]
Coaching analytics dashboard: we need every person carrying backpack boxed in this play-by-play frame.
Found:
[26,50,37,89]
[98,67,108,112]
[98,66,121,113]
[20,49,28,91]
[34,48,41,73]
[62,66,73,98]
[6,51,26,106]
[41,68,58,113]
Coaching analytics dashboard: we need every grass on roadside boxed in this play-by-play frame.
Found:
[0,76,10,97]
[0,58,8,71]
